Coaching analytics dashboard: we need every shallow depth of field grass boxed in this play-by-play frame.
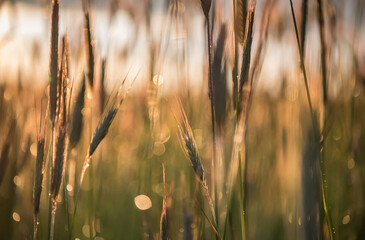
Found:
[0,0,364,239]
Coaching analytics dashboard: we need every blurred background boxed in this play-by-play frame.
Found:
[0,0,364,239]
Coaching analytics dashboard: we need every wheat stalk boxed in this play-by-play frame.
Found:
[172,98,218,232]
[70,75,136,237]
[47,0,59,238]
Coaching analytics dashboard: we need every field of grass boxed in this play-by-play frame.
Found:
[0,0,364,239]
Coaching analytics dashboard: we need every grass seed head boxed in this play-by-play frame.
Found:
[200,0,211,19]
[52,126,67,202]
[49,0,59,124]
[99,58,106,114]
[213,24,227,130]
[238,1,256,118]
[89,107,118,157]
[235,0,248,45]
[70,75,86,148]
[52,66,68,203]
[84,11,94,88]
[0,141,10,186]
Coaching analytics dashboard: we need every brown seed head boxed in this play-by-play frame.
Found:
[69,75,86,148]
[52,126,67,202]
[213,24,227,130]
[89,108,117,157]
[84,11,94,88]
[235,0,248,45]
[200,0,211,19]
[0,141,10,186]
[49,0,59,124]
[238,2,256,118]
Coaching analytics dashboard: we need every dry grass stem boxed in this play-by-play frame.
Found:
[33,135,45,240]
[160,165,167,240]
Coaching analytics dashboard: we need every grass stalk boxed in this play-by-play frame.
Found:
[200,0,219,231]
[48,124,55,240]
[231,1,247,238]
[288,1,334,239]
[237,2,255,239]
[202,1,218,228]
[48,0,59,236]
[206,16,219,228]
[63,150,71,240]
[173,97,217,230]
[238,153,246,240]
[288,0,316,133]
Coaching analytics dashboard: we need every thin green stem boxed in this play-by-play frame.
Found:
[319,141,334,239]
[238,154,246,240]
[232,0,246,236]
[88,90,94,240]
[235,57,245,240]
[88,161,94,240]
[288,1,334,239]
[48,124,55,240]
[64,149,71,240]
[288,0,316,133]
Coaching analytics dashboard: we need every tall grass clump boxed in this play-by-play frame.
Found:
[49,36,70,239]
[0,1,364,239]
